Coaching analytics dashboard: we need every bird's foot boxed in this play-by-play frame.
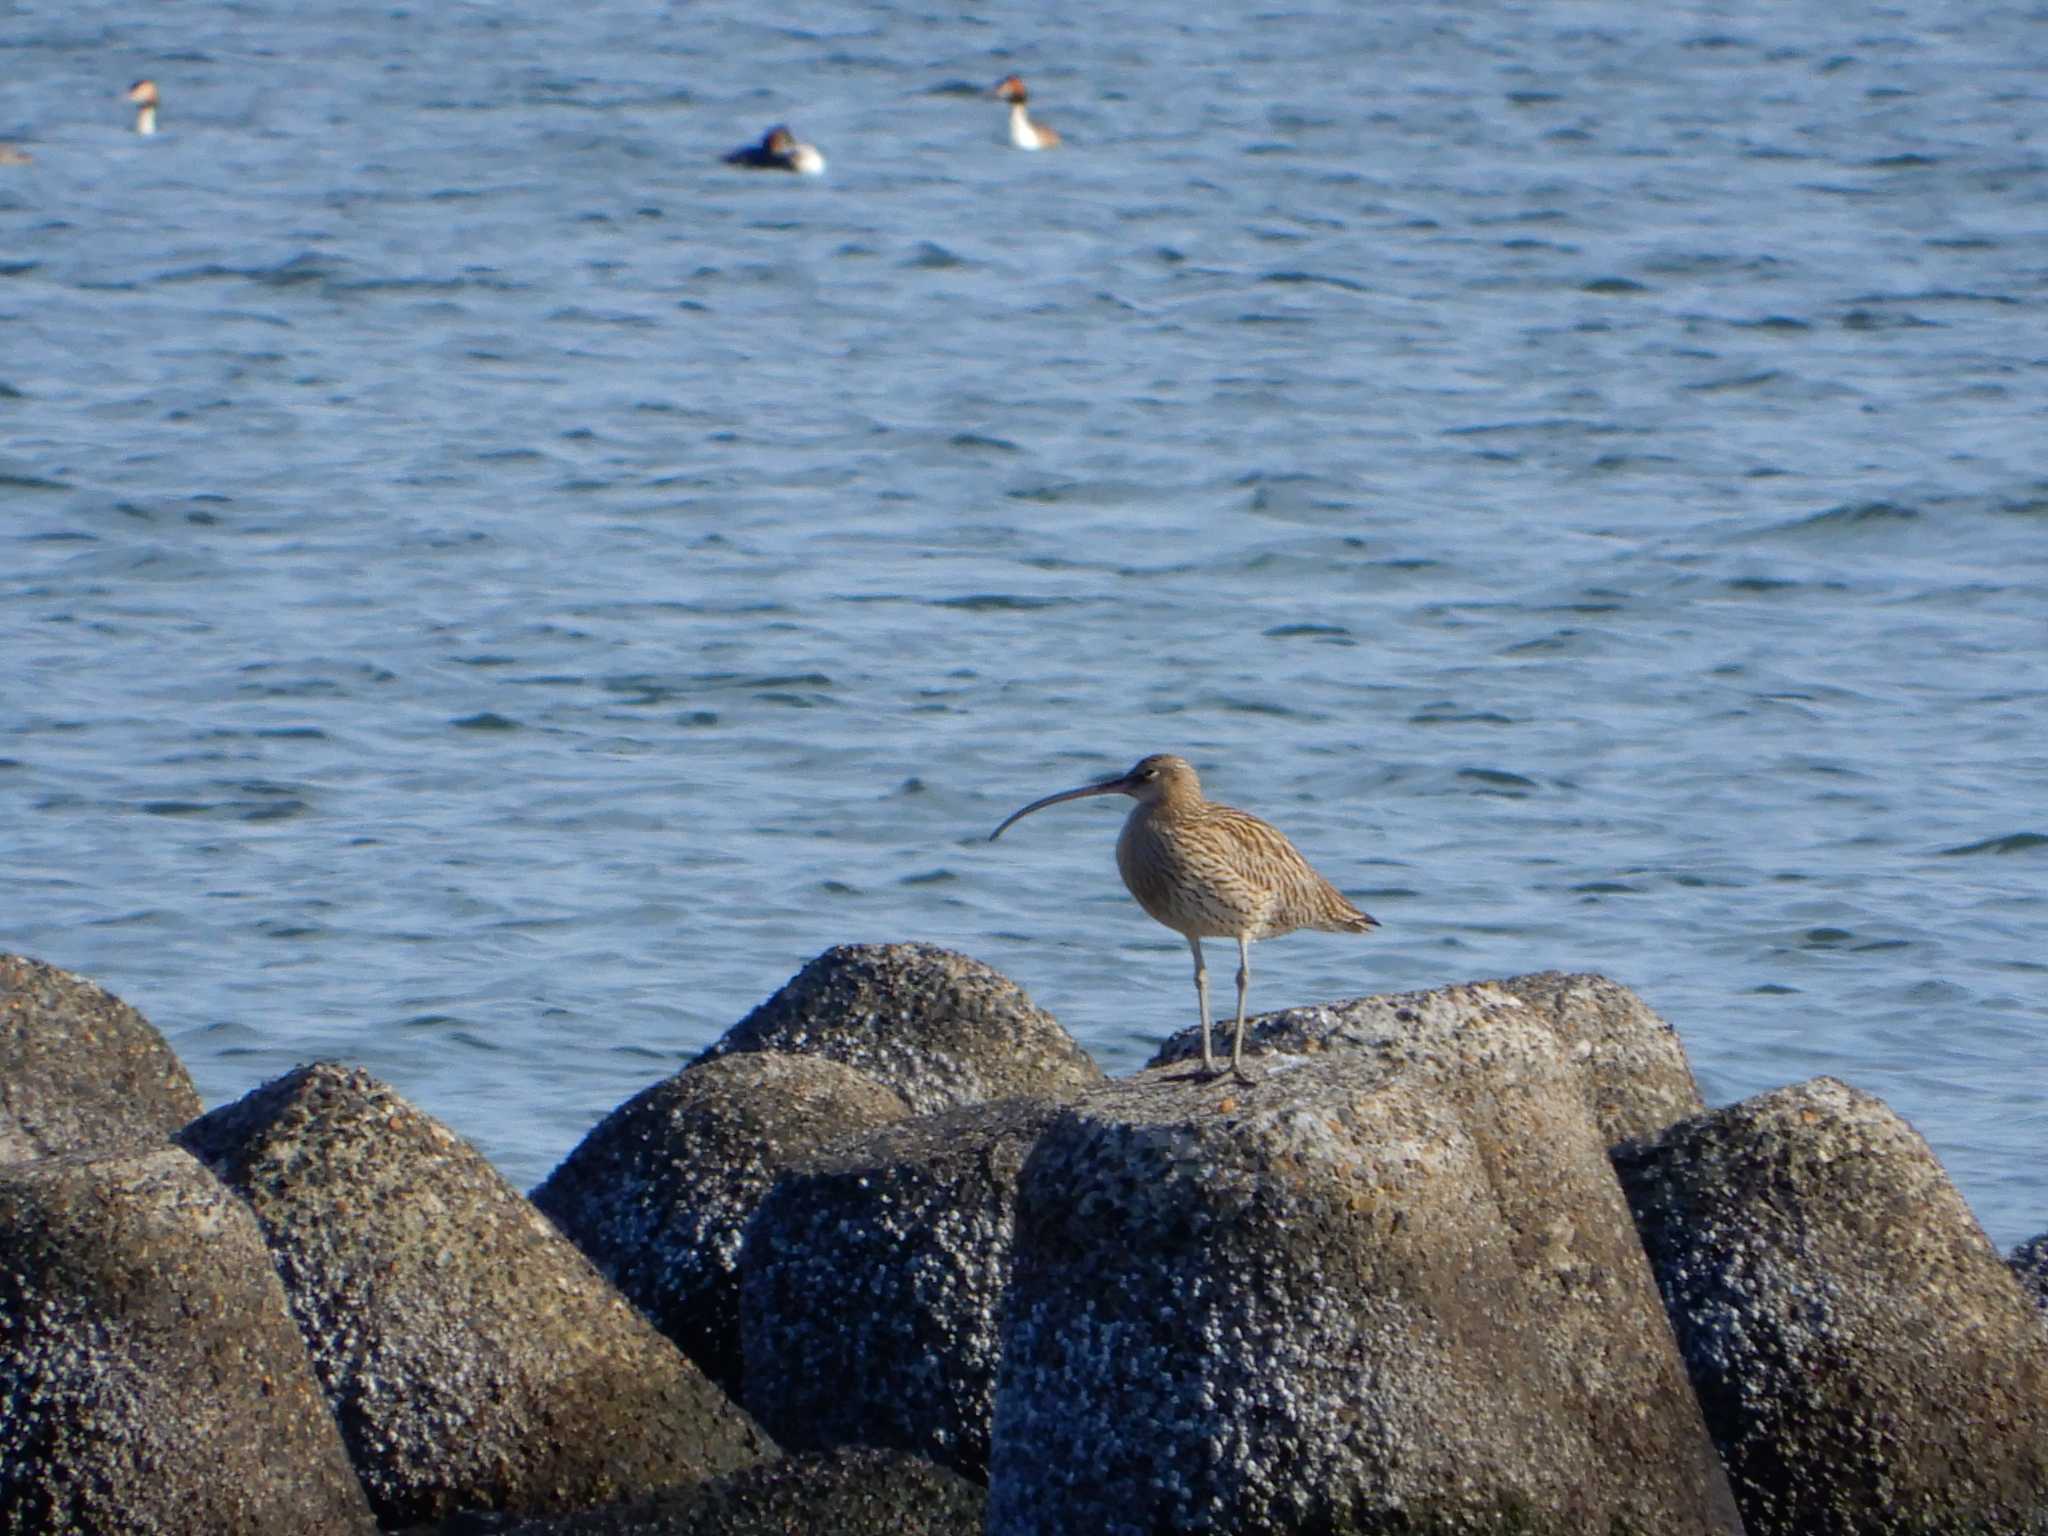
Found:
[1229,1060,1262,1086]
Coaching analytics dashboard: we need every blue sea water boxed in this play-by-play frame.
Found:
[2,0,2044,1246]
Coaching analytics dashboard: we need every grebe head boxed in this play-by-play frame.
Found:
[764,126,797,155]
[127,78,160,134]
[994,74,1029,104]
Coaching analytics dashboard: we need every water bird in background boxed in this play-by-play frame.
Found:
[994,75,1060,150]
[127,79,159,136]
[723,125,825,175]
[990,753,1378,1082]
[0,145,31,166]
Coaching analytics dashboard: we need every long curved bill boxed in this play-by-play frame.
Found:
[988,772,1131,841]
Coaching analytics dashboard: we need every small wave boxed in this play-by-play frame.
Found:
[1581,276,1650,295]
[933,594,1074,612]
[1444,417,1613,439]
[1939,832,2048,857]
[1258,270,1368,293]
[1215,696,1325,721]
[903,242,968,270]
[1720,575,1807,594]
[692,671,832,692]
[242,798,308,823]
[452,711,521,730]
[1768,500,1920,534]
[2,473,72,493]
[1458,768,1539,793]
[1263,623,1352,641]
[546,306,658,329]
[1684,370,1786,394]
[949,432,1020,454]
[1411,707,1513,726]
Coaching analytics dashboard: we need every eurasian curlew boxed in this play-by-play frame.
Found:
[990,753,1378,1081]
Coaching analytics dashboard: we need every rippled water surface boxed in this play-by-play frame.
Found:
[4,0,2044,1244]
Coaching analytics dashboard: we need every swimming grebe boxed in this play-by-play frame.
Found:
[723,125,825,175]
[127,79,159,136]
[0,145,31,166]
[993,75,1059,150]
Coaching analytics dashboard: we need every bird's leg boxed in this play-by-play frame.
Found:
[1230,936,1258,1084]
[1187,935,1215,1075]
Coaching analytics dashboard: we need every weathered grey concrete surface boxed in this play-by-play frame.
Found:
[1616,1076,2048,1536]
[1480,970,1708,1142]
[532,1051,909,1397]
[1151,973,1704,1147]
[0,1144,377,1535]
[426,1447,984,1536]
[179,1064,773,1529]
[741,1097,1061,1479]
[695,943,1102,1112]
[994,1001,1740,1535]
[0,953,202,1162]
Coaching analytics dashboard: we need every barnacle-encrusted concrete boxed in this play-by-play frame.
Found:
[0,1145,377,1535]
[695,943,1102,1113]
[1615,1076,2048,1536]
[0,954,201,1162]
[741,1097,1061,1479]
[1150,973,1704,1147]
[431,1447,985,1535]
[995,999,1739,1535]
[2014,1232,2048,1317]
[533,1051,910,1396]
[179,1064,772,1529]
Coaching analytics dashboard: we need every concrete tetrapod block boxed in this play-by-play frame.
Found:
[993,1001,1742,1536]
[740,1097,1063,1479]
[178,1064,773,1529]
[532,1051,911,1398]
[1150,973,1706,1148]
[695,944,1103,1113]
[1615,1076,2048,1536]
[0,1145,377,1535]
[430,1447,985,1535]
[0,954,202,1162]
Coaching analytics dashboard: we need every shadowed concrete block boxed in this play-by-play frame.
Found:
[696,944,1102,1113]
[1616,1076,2048,1536]
[1151,973,1705,1147]
[430,1447,984,1535]
[0,954,201,1162]
[2014,1232,2048,1319]
[996,1001,1739,1535]
[0,1145,376,1534]
[533,1051,910,1397]
[741,1097,1062,1479]
[179,1064,772,1529]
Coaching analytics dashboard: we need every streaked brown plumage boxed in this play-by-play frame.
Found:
[990,753,1378,1081]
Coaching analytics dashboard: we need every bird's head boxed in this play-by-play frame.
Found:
[989,753,1199,839]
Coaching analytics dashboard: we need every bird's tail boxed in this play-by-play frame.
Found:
[1321,904,1380,935]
